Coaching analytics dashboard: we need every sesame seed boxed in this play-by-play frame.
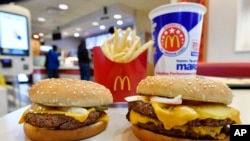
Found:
[183,88,188,92]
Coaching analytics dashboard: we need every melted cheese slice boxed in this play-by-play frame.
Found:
[151,102,198,129]
[129,102,241,139]
[130,101,241,130]
[129,110,226,139]
[19,104,108,124]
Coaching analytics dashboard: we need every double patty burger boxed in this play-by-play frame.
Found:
[19,78,113,141]
[125,76,241,141]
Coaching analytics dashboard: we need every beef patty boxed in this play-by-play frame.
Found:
[127,101,236,139]
[25,111,104,130]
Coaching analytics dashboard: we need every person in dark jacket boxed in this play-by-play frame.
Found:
[45,45,60,78]
[77,41,91,80]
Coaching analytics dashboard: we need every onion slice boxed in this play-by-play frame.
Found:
[124,95,146,102]
[150,95,182,104]
[58,107,88,114]
[124,95,182,104]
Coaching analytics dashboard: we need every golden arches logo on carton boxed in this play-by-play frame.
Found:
[113,76,131,91]
[164,35,180,50]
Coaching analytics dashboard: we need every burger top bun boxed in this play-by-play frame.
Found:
[29,78,113,107]
[136,76,233,105]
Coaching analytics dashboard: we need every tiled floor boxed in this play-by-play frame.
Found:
[7,83,31,112]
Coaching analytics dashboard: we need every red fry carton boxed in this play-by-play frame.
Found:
[93,47,147,102]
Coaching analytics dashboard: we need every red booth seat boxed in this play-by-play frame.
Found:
[197,62,250,78]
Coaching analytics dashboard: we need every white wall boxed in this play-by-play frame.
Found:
[207,0,250,62]
[45,36,81,53]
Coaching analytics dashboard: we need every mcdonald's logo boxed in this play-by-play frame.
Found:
[158,24,187,57]
[164,35,180,50]
[113,76,131,91]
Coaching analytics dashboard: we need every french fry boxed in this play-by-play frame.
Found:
[113,28,120,55]
[119,37,140,62]
[101,45,111,60]
[113,52,126,60]
[121,27,131,50]
[128,40,154,62]
[101,27,154,63]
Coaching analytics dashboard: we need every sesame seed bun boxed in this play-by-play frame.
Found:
[136,76,233,105]
[29,78,113,107]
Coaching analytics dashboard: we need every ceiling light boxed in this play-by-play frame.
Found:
[99,25,106,30]
[39,32,44,37]
[59,4,68,10]
[74,32,80,37]
[63,32,69,36]
[33,34,39,39]
[92,22,99,26]
[76,27,82,31]
[117,20,123,25]
[37,17,46,22]
[113,14,122,19]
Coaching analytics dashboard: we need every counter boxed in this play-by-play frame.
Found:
[33,66,94,83]
[0,86,8,116]
[0,90,249,141]
[32,66,89,83]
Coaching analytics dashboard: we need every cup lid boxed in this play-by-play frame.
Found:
[149,2,207,20]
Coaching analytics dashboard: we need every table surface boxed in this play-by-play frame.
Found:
[0,90,249,141]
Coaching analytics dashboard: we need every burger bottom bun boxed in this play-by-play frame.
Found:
[24,121,108,141]
[132,125,229,141]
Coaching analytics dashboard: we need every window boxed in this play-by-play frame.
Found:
[235,0,250,52]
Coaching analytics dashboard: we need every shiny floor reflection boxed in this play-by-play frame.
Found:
[7,83,31,112]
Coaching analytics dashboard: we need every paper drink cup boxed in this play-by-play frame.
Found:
[149,2,206,77]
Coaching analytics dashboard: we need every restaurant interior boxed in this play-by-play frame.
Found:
[0,0,250,140]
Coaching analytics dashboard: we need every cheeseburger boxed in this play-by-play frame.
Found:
[125,76,241,141]
[19,78,113,141]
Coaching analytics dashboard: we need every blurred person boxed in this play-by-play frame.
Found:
[45,45,60,78]
[77,41,91,80]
